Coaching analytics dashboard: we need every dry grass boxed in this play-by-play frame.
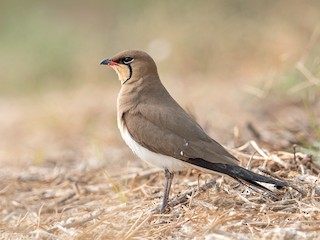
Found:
[1,118,320,239]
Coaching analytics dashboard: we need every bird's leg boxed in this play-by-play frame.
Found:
[160,168,174,214]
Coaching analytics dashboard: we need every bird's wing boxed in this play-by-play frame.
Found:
[122,103,238,165]
[122,107,290,190]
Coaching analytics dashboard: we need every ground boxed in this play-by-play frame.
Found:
[0,81,319,239]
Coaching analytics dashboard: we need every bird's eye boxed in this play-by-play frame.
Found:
[122,56,134,64]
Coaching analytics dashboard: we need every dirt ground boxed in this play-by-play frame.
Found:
[0,80,319,239]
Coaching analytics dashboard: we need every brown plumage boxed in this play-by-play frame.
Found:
[100,50,289,213]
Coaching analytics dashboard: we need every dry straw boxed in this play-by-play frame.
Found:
[1,139,319,239]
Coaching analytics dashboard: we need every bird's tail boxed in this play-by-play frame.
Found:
[187,158,288,192]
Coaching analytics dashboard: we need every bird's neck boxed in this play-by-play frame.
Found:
[117,75,169,114]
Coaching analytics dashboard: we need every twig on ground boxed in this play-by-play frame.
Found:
[47,208,105,233]
[293,144,297,164]
[151,180,217,213]
[57,192,77,206]
[124,213,153,239]
[247,122,262,140]
[258,167,307,195]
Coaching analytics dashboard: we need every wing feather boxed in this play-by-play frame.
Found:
[123,103,238,165]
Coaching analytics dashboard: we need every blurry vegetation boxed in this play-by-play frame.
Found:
[245,53,320,160]
[0,0,320,95]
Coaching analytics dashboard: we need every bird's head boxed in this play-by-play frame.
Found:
[100,50,158,85]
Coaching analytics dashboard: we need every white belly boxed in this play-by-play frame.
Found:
[119,124,188,172]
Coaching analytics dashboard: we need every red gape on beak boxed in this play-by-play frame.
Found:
[100,58,118,66]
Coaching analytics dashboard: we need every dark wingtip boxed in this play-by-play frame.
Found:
[186,158,289,191]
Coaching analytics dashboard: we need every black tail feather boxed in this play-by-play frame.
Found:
[187,158,288,191]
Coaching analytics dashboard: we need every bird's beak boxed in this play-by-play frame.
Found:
[100,58,118,66]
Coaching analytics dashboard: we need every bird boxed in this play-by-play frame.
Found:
[100,50,289,213]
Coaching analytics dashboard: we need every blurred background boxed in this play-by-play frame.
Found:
[0,0,319,171]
